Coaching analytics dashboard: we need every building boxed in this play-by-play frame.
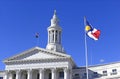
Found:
[0,11,120,79]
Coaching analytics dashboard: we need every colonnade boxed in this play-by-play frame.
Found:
[4,68,71,79]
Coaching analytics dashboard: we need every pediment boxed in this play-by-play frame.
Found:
[4,47,70,62]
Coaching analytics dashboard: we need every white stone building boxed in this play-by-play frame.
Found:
[0,11,120,79]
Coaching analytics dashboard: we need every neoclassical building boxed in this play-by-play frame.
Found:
[0,11,120,79]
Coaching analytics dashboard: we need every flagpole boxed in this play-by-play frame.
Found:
[85,31,89,79]
[36,37,39,46]
[84,17,89,79]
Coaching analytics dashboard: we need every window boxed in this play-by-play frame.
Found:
[37,73,39,79]
[82,73,87,78]
[75,74,79,76]
[59,72,64,78]
[49,73,51,79]
[111,69,117,75]
[74,74,80,79]
[112,69,117,73]
[93,72,98,78]
[0,77,3,79]
[94,72,98,74]
[102,71,107,76]
[84,73,86,76]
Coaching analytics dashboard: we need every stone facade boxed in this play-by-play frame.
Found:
[3,47,75,79]
[73,62,120,79]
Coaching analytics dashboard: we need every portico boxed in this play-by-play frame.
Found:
[5,68,71,79]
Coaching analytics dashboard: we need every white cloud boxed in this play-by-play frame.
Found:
[100,59,104,63]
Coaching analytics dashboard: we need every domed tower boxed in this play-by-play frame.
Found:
[46,10,64,53]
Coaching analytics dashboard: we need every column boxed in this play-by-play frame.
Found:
[64,68,69,79]
[9,72,13,79]
[27,69,32,79]
[39,69,44,79]
[4,71,8,79]
[69,69,72,79]
[51,68,56,79]
[16,70,21,79]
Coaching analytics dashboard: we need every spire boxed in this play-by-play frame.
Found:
[51,10,59,26]
[54,10,56,17]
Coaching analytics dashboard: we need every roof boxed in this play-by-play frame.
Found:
[3,46,77,67]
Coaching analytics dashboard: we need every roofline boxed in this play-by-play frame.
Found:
[89,61,120,67]
[75,61,120,69]
[3,46,38,62]
[3,46,72,62]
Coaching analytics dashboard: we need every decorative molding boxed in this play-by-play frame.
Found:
[4,47,71,62]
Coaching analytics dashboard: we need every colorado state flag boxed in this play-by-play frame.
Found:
[84,17,100,40]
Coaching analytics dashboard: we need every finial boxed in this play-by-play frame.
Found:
[50,10,59,26]
[54,10,56,15]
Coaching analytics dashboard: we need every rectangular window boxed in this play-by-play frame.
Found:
[112,69,117,73]
[102,71,107,76]
[94,72,98,74]
[84,73,86,76]
[93,72,98,78]
[49,73,51,79]
[111,69,117,75]
[74,74,80,79]
[75,74,79,76]
[37,73,39,79]
[59,72,64,78]
[82,73,87,78]
[0,77,3,79]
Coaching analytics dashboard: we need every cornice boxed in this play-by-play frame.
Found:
[3,46,76,68]
[3,46,71,62]
[4,57,70,64]
[4,47,38,61]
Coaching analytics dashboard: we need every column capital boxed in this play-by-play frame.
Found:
[39,68,44,79]
[16,70,21,79]
[5,70,9,74]
[39,68,45,72]
[4,71,9,79]
[51,68,56,73]
[16,70,21,73]
[16,70,20,74]
[51,68,56,79]
[27,69,33,76]
[27,69,33,72]
[64,68,69,72]
[27,69,32,79]
[64,68,69,79]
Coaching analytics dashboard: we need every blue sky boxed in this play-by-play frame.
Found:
[0,0,120,70]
